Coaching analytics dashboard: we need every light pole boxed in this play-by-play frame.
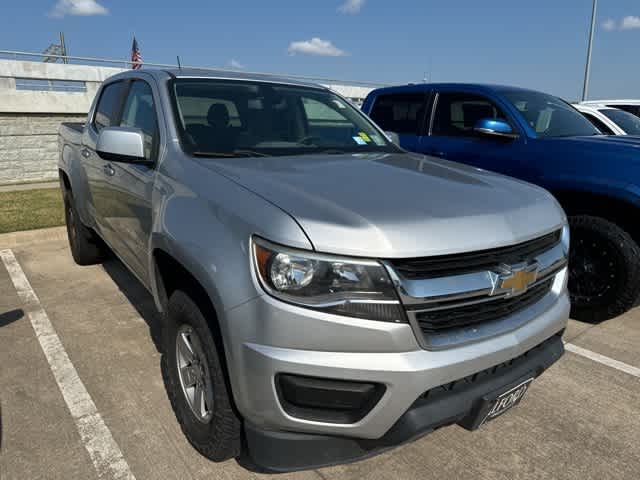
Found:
[582,0,598,101]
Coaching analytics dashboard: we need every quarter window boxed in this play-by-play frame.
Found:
[432,92,509,138]
[369,94,427,134]
[120,80,159,160]
[93,81,127,132]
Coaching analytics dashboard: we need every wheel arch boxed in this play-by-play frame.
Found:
[152,247,240,413]
[59,168,72,191]
[551,189,640,244]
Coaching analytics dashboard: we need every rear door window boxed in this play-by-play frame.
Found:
[93,81,127,132]
[369,93,427,134]
[608,105,640,119]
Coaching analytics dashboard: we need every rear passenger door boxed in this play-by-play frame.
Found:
[422,91,523,175]
[82,80,128,234]
[368,93,430,153]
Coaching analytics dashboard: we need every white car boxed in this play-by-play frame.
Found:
[574,103,640,136]
[582,99,640,118]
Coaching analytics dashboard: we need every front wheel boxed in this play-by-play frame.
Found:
[164,290,241,461]
[568,215,640,322]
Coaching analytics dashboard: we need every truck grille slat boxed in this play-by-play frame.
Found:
[415,279,553,334]
[390,230,561,279]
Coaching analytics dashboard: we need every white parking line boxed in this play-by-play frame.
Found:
[565,342,640,378]
[0,249,136,480]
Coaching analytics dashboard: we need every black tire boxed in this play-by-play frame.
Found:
[164,290,241,461]
[63,189,106,266]
[568,215,640,322]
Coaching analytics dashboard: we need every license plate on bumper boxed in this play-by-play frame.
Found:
[460,377,534,430]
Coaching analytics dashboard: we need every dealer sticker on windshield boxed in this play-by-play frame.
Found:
[352,136,367,145]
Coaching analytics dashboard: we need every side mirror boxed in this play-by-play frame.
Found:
[96,127,148,163]
[385,131,401,145]
[473,118,518,140]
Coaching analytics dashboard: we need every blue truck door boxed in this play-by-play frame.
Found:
[420,91,523,176]
[367,92,430,152]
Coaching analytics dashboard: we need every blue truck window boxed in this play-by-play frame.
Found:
[432,92,508,138]
[370,94,426,134]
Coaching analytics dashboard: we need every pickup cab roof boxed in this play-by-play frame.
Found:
[366,83,539,96]
[103,67,327,91]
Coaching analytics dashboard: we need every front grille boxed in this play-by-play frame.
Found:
[390,230,561,279]
[414,278,554,334]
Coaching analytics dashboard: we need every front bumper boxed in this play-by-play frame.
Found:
[242,331,564,472]
[220,270,569,470]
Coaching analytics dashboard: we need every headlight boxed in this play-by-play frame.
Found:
[252,237,405,323]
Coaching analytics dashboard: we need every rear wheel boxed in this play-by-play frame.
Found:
[63,190,106,265]
[568,215,640,322]
[164,290,241,461]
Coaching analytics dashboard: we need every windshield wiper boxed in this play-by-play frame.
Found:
[192,150,271,158]
[318,149,348,155]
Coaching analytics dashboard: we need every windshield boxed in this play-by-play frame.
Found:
[601,108,640,135]
[171,79,395,157]
[503,91,600,138]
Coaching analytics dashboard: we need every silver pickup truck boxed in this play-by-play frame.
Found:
[58,68,570,472]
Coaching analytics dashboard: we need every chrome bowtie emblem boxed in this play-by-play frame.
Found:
[490,263,539,297]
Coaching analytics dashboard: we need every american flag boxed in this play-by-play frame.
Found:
[131,37,142,70]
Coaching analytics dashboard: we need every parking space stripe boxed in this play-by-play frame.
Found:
[565,342,640,378]
[0,249,136,480]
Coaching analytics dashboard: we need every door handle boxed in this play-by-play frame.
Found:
[81,148,90,158]
[103,164,115,177]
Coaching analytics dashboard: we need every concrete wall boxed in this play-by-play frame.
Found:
[0,59,124,114]
[0,113,86,184]
[0,59,375,185]
[0,60,125,185]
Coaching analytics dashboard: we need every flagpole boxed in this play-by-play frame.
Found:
[581,0,597,101]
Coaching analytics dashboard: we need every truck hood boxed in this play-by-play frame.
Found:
[547,135,640,151]
[199,153,565,258]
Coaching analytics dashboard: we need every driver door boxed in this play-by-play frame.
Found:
[421,91,523,177]
[102,79,159,285]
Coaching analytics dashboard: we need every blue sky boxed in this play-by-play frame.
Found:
[1,1,639,100]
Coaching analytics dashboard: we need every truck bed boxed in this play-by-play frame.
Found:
[61,122,84,133]
[59,122,84,146]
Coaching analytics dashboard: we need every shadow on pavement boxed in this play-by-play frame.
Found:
[0,309,24,328]
[101,259,163,353]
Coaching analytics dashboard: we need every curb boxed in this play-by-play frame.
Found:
[0,226,67,249]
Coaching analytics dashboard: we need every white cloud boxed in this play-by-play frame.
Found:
[602,18,617,31]
[287,37,348,57]
[338,0,365,14]
[50,0,108,17]
[226,59,245,69]
[621,15,640,30]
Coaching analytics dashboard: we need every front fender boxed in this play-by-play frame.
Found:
[146,164,312,316]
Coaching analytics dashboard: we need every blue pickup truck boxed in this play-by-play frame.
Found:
[363,84,640,322]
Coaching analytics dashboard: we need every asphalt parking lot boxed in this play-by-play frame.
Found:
[1,228,639,480]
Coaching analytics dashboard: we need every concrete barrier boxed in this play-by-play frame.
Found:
[0,60,125,185]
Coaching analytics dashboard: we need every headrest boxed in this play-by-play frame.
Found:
[207,103,230,127]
